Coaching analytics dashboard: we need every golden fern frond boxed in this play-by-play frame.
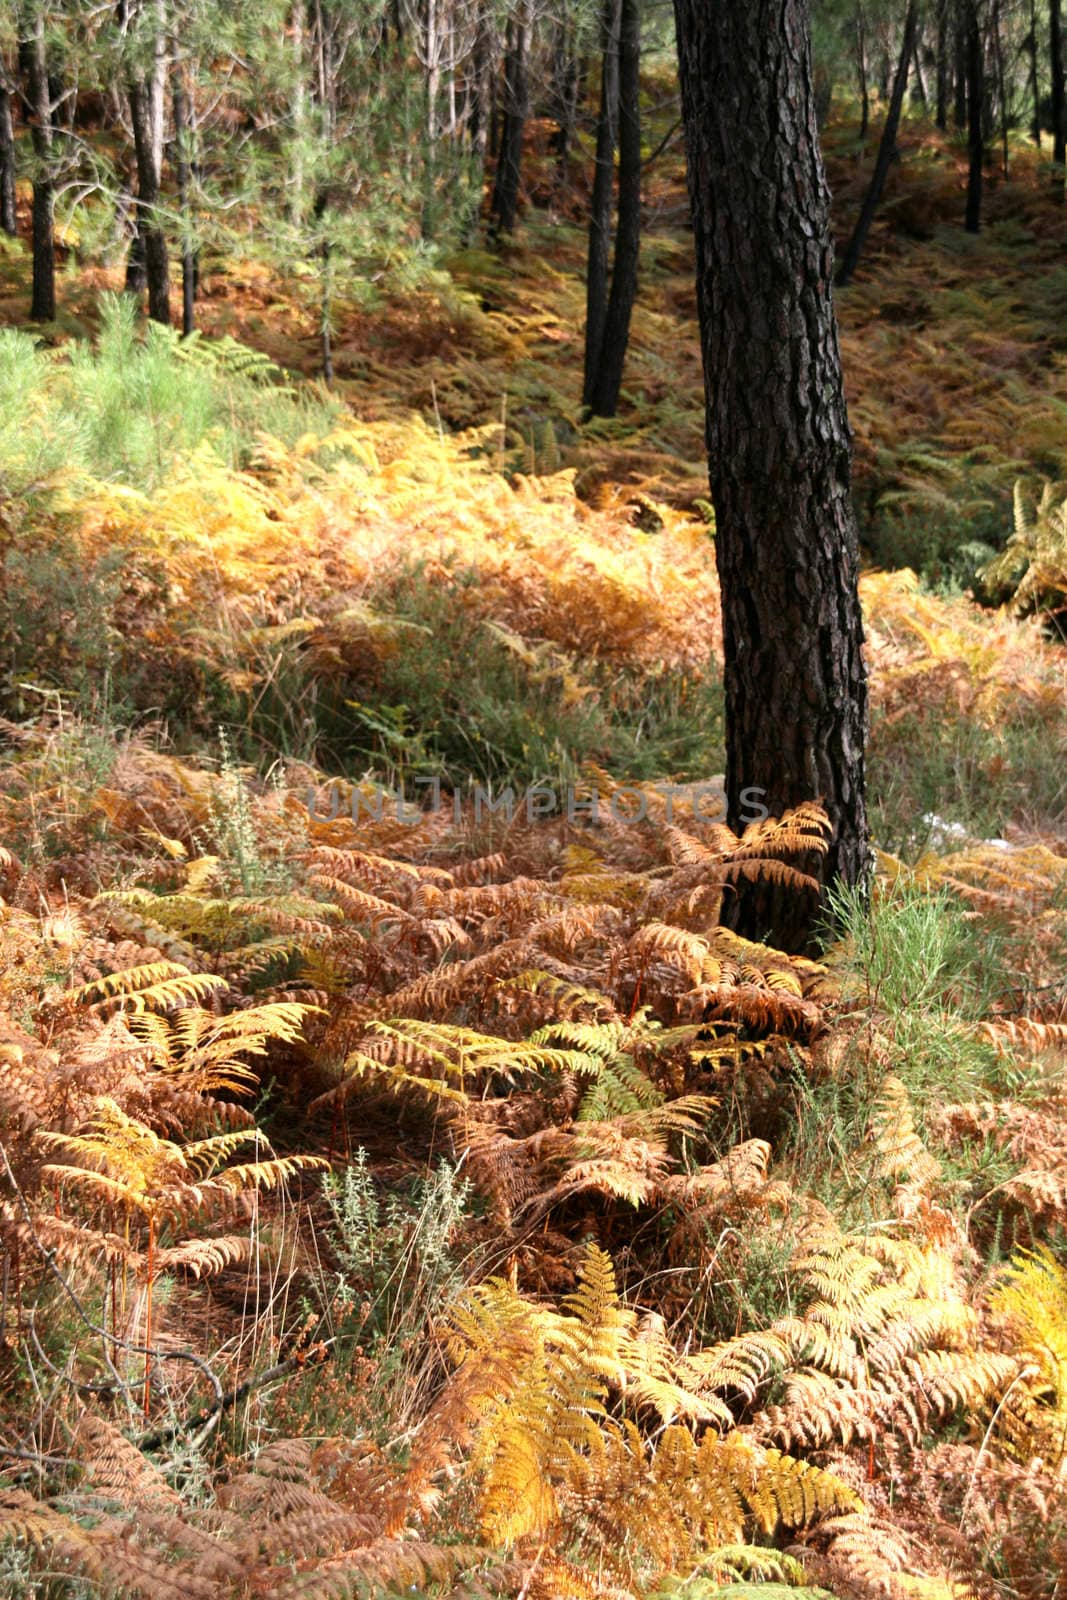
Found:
[68,962,228,1012]
[871,1075,941,1187]
[990,1246,1067,1466]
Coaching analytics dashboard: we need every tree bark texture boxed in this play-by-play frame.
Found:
[673,0,871,948]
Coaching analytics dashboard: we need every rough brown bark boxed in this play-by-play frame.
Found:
[673,0,870,949]
[582,0,618,407]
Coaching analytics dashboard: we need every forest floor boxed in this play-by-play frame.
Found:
[0,110,1065,1600]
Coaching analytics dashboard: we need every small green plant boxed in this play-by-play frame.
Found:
[322,1150,476,1427]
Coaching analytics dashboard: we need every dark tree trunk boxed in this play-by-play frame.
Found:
[954,3,968,127]
[23,13,55,323]
[172,74,196,337]
[488,8,528,241]
[582,0,619,408]
[1028,0,1041,143]
[837,0,918,289]
[673,0,870,949]
[935,0,950,129]
[855,6,870,141]
[0,84,16,236]
[129,79,170,321]
[991,0,1008,176]
[462,7,495,243]
[965,0,984,230]
[1052,0,1065,197]
[585,0,640,418]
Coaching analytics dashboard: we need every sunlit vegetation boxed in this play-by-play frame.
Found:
[1,5,1066,1598]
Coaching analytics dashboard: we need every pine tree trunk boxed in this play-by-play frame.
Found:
[935,0,950,129]
[172,74,195,336]
[0,83,16,237]
[1029,0,1041,144]
[582,0,619,408]
[837,0,918,289]
[856,7,870,140]
[129,78,170,322]
[965,0,984,230]
[954,2,968,127]
[1052,0,1065,196]
[24,12,55,323]
[586,0,640,418]
[992,0,1008,176]
[673,0,870,950]
[488,7,528,241]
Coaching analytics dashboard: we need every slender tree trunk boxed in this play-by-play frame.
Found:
[586,0,640,418]
[582,0,620,409]
[965,0,984,230]
[935,0,950,128]
[1052,0,1065,197]
[172,72,195,336]
[991,0,1008,175]
[550,19,580,189]
[488,7,528,241]
[673,0,871,947]
[911,31,928,108]
[954,3,968,126]
[422,0,440,239]
[289,0,308,225]
[462,7,495,243]
[0,83,16,237]
[129,80,170,322]
[24,11,55,323]
[1029,0,1041,143]
[856,6,870,140]
[837,0,918,289]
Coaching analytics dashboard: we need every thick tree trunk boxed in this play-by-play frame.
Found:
[585,0,640,418]
[582,0,619,408]
[0,83,16,237]
[673,0,870,949]
[837,0,918,289]
[935,0,950,129]
[488,7,528,241]
[1052,0,1065,197]
[965,0,984,230]
[23,12,55,323]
